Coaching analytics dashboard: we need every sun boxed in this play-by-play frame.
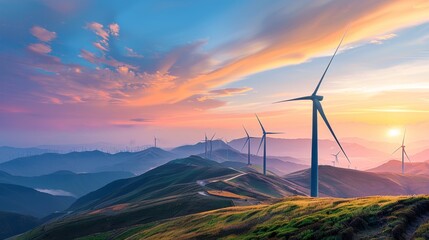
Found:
[387,128,401,137]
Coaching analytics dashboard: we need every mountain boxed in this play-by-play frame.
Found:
[0,170,133,197]
[0,146,54,163]
[100,147,178,174]
[21,195,429,240]
[0,183,75,218]
[0,211,39,239]
[171,140,233,156]
[228,137,390,168]
[17,156,305,239]
[368,160,429,175]
[198,148,308,175]
[0,147,177,176]
[411,148,429,162]
[285,165,429,197]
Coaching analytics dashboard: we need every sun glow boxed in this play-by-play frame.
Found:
[388,128,401,137]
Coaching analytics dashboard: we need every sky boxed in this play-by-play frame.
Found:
[1,0,429,148]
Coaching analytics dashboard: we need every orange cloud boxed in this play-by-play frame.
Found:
[28,43,52,54]
[130,0,429,107]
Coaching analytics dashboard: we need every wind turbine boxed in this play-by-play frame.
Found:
[204,134,208,158]
[331,151,340,165]
[154,137,157,148]
[242,126,252,165]
[209,133,216,158]
[275,32,350,197]
[255,114,282,175]
[331,160,336,167]
[392,130,410,175]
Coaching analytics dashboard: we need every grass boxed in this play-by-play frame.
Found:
[57,195,429,240]
[206,190,249,199]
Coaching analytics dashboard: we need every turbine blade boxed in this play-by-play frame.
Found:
[256,135,265,156]
[211,133,216,141]
[266,132,283,135]
[315,100,350,163]
[274,96,312,104]
[392,146,401,155]
[337,151,341,155]
[241,138,249,151]
[404,149,411,162]
[255,114,265,133]
[312,30,347,96]
[402,129,406,146]
[243,125,250,138]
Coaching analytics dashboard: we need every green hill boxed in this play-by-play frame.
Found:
[61,195,429,240]
[15,156,306,239]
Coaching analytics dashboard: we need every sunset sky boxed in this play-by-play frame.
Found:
[1,0,429,147]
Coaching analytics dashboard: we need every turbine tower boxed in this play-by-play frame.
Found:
[209,133,216,159]
[154,137,157,148]
[204,134,208,158]
[242,126,251,165]
[275,32,350,197]
[331,151,340,165]
[255,114,282,175]
[392,130,410,175]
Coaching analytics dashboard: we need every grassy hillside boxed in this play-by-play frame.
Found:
[63,195,429,240]
[14,156,307,239]
[368,159,429,175]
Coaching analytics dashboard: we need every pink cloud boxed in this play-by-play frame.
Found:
[30,26,56,42]
[109,23,120,37]
[93,42,108,51]
[86,22,109,41]
[28,43,52,54]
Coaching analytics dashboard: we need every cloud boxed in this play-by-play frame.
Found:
[86,22,109,41]
[28,43,52,54]
[130,118,149,122]
[209,87,253,97]
[125,47,143,58]
[35,188,75,197]
[30,26,56,42]
[109,23,119,36]
[370,33,397,44]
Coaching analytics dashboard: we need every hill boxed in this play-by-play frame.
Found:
[0,170,133,197]
[368,159,429,175]
[19,195,429,240]
[199,148,308,175]
[171,140,233,156]
[0,146,54,163]
[286,165,429,197]
[14,156,305,239]
[0,183,75,218]
[0,211,39,239]
[411,148,429,162]
[0,147,177,176]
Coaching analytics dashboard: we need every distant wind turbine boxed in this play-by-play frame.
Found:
[204,134,208,158]
[242,126,252,165]
[255,114,282,175]
[332,160,336,167]
[275,32,350,197]
[331,151,340,165]
[392,129,411,175]
[154,137,157,148]
[209,133,216,158]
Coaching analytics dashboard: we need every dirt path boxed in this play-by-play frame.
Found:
[405,212,429,240]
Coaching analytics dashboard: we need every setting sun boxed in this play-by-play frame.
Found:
[388,128,401,137]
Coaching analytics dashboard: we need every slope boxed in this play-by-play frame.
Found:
[368,159,429,175]
[286,165,429,197]
[0,211,39,239]
[0,170,133,197]
[21,196,429,240]
[0,183,75,218]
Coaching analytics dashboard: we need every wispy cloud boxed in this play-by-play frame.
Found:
[30,26,56,42]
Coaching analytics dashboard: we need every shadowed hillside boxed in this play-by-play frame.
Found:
[0,170,133,197]
[286,165,429,197]
[0,211,39,239]
[0,183,75,218]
